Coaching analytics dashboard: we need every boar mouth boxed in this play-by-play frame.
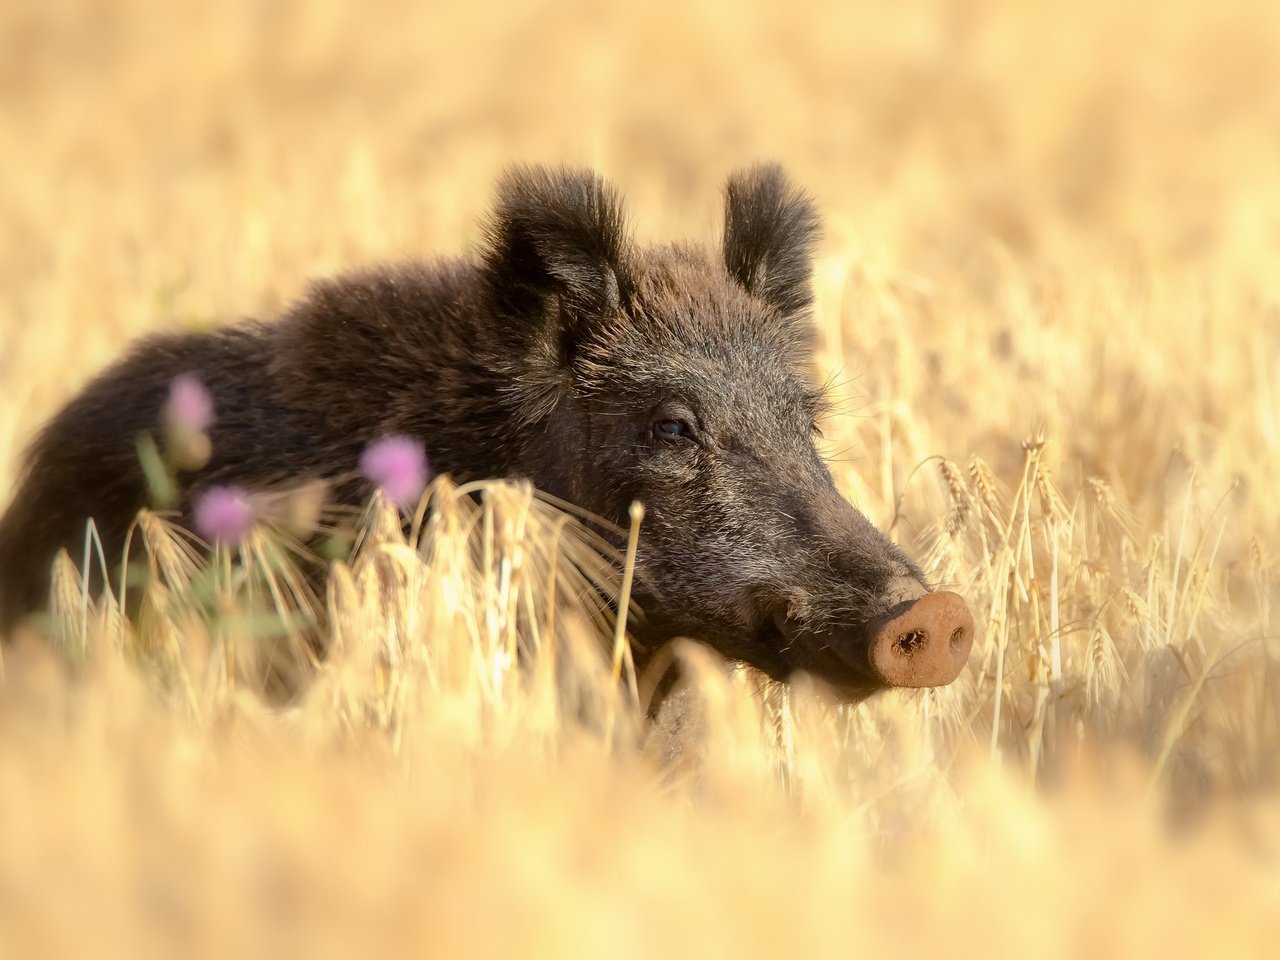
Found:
[774,591,976,695]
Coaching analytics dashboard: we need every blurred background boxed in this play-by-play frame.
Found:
[1,0,1279,954]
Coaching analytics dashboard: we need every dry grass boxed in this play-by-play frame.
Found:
[3,0,1280,954]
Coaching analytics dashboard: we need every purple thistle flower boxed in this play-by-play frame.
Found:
[164,374,215,433]
[193,486,255,546]
[360,436,429,509]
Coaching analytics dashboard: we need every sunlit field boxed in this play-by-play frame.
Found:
[3,0,1280,953]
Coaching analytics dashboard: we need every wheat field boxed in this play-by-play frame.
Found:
[2,0,1280,954]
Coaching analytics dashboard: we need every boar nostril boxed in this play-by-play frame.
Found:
[950,626,967,649]
[894,630,927,656]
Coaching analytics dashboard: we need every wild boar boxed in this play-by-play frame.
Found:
[0,164,973,697]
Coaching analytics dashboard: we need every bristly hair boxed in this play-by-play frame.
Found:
[722,163,821,317]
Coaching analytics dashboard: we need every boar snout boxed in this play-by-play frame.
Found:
[776,575,975,693]
[862,590,975,688]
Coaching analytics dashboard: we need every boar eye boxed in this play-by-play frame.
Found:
[653,419,694,442]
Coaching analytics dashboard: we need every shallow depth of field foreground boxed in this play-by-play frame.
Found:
[3,0,1280,954]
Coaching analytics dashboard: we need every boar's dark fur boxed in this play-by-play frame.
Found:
[0,164,959,697]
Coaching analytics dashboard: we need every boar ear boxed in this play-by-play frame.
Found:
[482,166,634,352]
[722,164,820,315]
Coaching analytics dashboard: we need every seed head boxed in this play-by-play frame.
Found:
[163,374,215,470]
[939,459,970,534]
[193,485,255,546]
[280,480,328,539]
[164,374,214,433]
[360,436,429,509]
